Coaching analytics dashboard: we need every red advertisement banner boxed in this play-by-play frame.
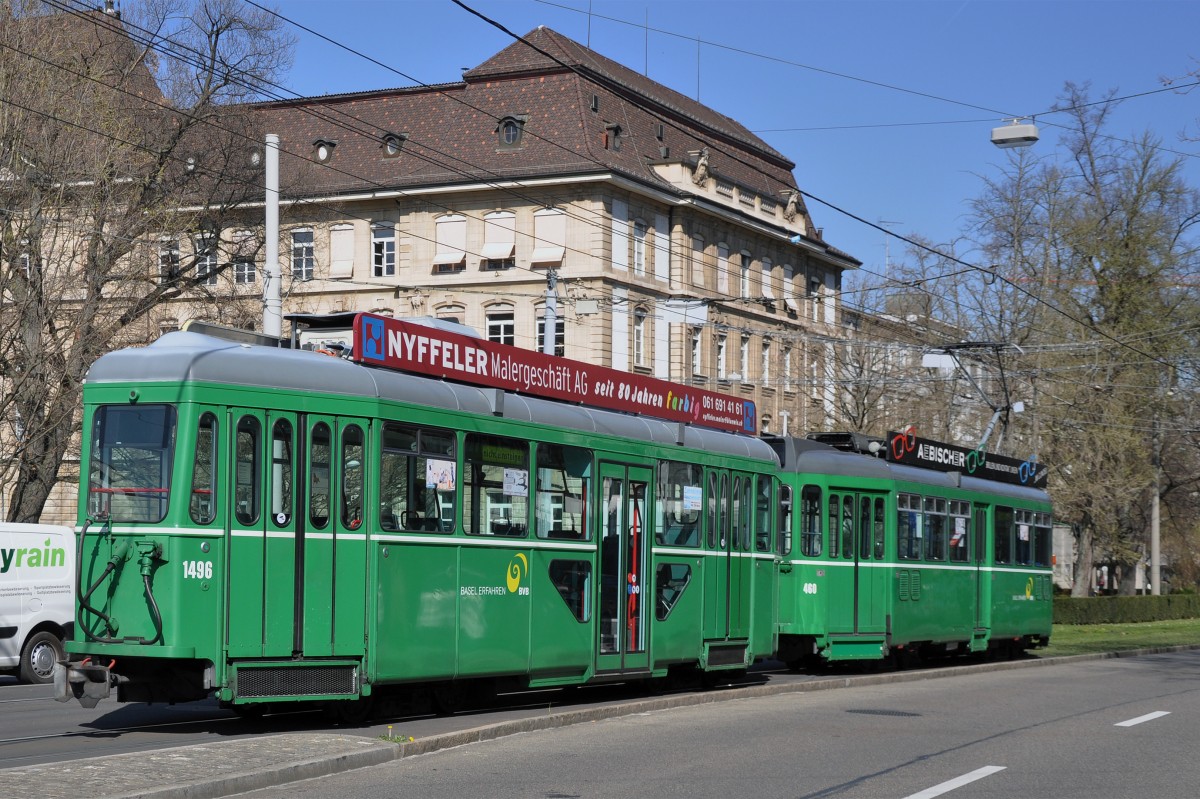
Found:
[352,313,756,435]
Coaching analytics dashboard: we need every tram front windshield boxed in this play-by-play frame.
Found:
[87,404,177,523]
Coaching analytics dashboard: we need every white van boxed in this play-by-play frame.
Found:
[0,523,75,684]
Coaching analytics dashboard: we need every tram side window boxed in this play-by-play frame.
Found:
[872,497,886,560]
[270,419,293,527]
[706,471,718,548]
[655,563,692,621]
[828,493,840,558]
[549,560,592,622]
[378,422,456,533]
[948,500,971,563]
[341,425,364,529]
[897,493,922,560]
[731,476,743,551]
[858,496,872,560]
[778,484,794,557]
[235,416,261,525]
[799,486,821,557]
[841,495,854,560]
[536,443,592,540]
[657,461,701,547]
[1015,509,1033,565]
[88,404,176,523]
[924,496,947,561]
[309,423,331,529]
[741,476,754,551]
[465,433,529,537]
[1034,512,1053,567]
[190,412,217,524]
[994,505,1014,565]
[755,475,772,552]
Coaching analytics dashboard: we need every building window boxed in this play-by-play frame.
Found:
[158,238,180,283]
[382,132,407,157]
[537,310,565,357]
[436,304,465,324]
[372,223,396,277]
[482,211,515,270]
[690,234,705,287]
[761,340,771,385]
[783,348,793,391]
[783,264,798,312]
[761,257,774,300]
[486,306,515,346]
[633,220,647,276]
[234,258,256,284]
[432,214,466,272]
[810,275,823,322]
[531,208,566,266]
[717,243,730,294]
[313,138,336,163]
[690,327,703,375]
[291,230,314,281]
[740,251,751,299]
[195,235,217,286]
[498,116,525,148]
[633,310,647,366]
[739,335,750,380]
[717,334,727,380]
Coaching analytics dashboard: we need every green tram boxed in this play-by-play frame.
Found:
[56,316,780,714]
[767,433,1053,668]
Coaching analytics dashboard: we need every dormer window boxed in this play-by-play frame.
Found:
[382,132,408,157]
[497,116,527,149]
[313,138,336,163]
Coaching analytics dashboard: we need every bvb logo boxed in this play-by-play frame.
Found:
[1025,577,1034,599]
[506,553,528,593]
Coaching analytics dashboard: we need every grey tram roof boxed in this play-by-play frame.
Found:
[86,331,778,464]
[767,435,1051,504]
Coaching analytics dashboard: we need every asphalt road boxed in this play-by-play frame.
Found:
[4,650,1198,797]
[223,650,1200,799]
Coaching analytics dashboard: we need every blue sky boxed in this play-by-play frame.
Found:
[275,0,1200,286]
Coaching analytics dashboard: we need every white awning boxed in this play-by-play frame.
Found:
[480,242,515,259]
[784,296,799,312]
[530,246,565,264]
[431,250,465,266]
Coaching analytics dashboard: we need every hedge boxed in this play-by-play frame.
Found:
[1053,594,1200,625]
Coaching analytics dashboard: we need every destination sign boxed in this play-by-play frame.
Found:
[352,313,757,435]
[886,429,1048,488]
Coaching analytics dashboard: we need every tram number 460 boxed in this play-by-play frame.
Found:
[183,560,214,579]
[802,582,818,595]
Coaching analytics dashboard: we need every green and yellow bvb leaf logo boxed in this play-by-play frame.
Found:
[1025,577,1034,599]
[506,553,528,593]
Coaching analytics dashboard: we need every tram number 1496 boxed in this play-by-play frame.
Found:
[183,560,214,580]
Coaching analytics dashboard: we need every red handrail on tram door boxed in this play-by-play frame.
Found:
[627,495,640,650]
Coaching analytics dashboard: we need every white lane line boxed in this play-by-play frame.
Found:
[1115,711,1171,727]
[903,766,1007,799]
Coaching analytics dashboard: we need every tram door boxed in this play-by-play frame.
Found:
[973,505,991,634]
[596,463,653,674]
[702,470,753,642]
[225,409,300,659]
[827,492,887,635]
[225,412,369,660]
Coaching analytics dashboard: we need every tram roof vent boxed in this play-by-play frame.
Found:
[806,431,886,457]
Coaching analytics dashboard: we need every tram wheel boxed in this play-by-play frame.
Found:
[325,695,376,725]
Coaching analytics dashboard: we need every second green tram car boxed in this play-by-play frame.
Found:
[767,435,1053,667]
[56,326,780,712]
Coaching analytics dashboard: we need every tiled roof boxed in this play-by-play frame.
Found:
[256,27,842,256]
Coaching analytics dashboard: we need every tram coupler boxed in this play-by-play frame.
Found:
[54,659,124,708]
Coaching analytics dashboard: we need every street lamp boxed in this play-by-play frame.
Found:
[991,119,1039,149]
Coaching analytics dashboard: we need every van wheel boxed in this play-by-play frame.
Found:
[20,631,64,684]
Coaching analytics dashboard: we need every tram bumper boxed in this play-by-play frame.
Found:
[54,660,121,708]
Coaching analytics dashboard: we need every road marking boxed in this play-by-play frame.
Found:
[903,766,1006,799]
[1115,711,1170,727]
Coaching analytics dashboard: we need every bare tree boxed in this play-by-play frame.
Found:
[0,0,294,522]
[966,82,1200,594]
